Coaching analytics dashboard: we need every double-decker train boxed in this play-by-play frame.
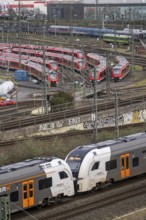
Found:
[86,53,107,83]
[111,56,130,80]
[1,132,146,214]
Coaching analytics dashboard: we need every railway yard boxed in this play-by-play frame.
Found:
[1,23,146,220]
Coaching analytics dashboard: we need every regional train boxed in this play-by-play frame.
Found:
[111,56,130,80]
[10,44,84,59]
[11,48,87,72]
[1,132,146,214]
[0,55,59,86]
[86,53,107,83]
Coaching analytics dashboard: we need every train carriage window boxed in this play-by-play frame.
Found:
[29,191,33,197]
[106,159,117,171]
[126,156,129,169]
[39,178,52,190]
[10,191,19,202]
[132,157,139,167]
[24,192,27,199]
[91,162,99,171]
[23,184,27,191]
[59,171,68,179]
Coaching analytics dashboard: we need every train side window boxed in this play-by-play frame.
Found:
[91,162,99,171]
[39,178,52,190]
[106,159,117,171]
[59,171,68,179]
[132,157,139,167]
[10,191,19,202]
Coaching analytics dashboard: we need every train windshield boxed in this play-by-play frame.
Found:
[66,157,81,171]
[91,68,98,77]
[51,62,58,69]
[113,68,120,75]
[77,52,84,59]
[50,71,56,80]
[78,60,85,68]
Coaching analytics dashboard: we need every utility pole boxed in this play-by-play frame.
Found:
[106,55,111,100]
[0,196,11,220]
[93,66,98,142]
[130,28,135,75]
[115,92,119,139]
[42,46,49,114]
[18,0,21,68]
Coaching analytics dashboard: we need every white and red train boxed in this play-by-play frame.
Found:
[86,53,107,83]
[11,48,87,72]
[111,56,130,80]
[0,54,59,86]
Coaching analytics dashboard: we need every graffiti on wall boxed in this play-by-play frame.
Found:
[38,110,146,132]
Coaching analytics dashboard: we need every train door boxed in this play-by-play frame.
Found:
[120,154,130,179]
[22,180,34,208]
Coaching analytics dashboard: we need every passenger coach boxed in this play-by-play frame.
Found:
[0,157,74,213]
[65,132,146,193]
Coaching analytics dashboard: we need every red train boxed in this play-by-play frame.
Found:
[0,54,59,86]
[86,53,107,83]
[11,48,87,72]
[111,56,130,80]
[11,44,84,59]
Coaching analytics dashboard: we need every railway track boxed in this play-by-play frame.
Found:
[12,173,146,220]
[0,122,145,147]
[1,94,146,131]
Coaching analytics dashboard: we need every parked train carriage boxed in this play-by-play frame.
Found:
[45,46,84,59]
[49,25,115,38]
[0,56,20,70]
[21,60,58,86]
[65,132,146,193]
[0,157,74,213]
[49,25,71,35]
[11,48,87,72]
[111,56,130,80]
[103,34,131,45]
[87,53,107,83]
[11,48,40,57]
[28,57,59,71]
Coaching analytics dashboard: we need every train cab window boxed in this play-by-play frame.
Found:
[91,162,99,171]
[132,157,139,167]
[106,159,117,171]
[10,191,19,202]
[39,178,52,190]
[59,171,68,179]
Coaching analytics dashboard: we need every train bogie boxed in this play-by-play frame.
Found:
[0,157,74,213]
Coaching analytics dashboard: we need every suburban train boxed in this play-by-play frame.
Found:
[10,44,84,59]
[1,132,146,214]
[111,56,130,80]
[0,157,74,213]
[65,132,146,193]
[11,48,87,72]
[86,53,107,83]
[0,55,59,86]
